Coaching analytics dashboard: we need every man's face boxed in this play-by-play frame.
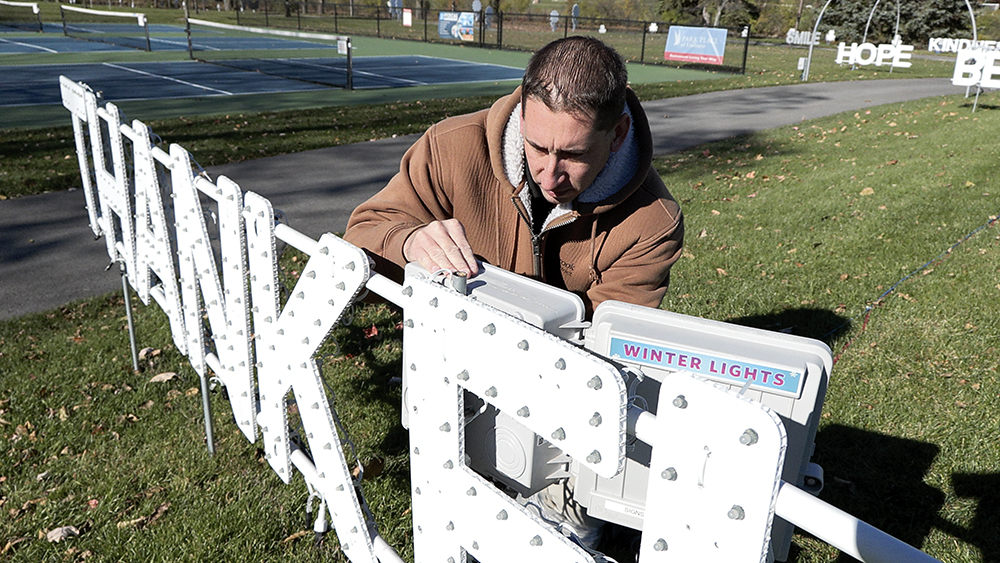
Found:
[521,97,629,205]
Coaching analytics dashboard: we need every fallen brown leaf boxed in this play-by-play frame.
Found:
[145,503,170,527]
[116,518,144,529]
[46,526,79,543]
[1,536,30,555]
[281,530,310,544]
[149,372,178,383]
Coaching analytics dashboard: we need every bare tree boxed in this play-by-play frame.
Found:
[702,0,730,25]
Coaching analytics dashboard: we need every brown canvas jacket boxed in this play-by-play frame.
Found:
[344,86,684,316]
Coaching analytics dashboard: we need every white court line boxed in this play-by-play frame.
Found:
[64,24,108,35]
[149,36,222,51]
[406,53,524,71]
[148,36,193,48]
[351,67,426,86]
[0,36,58,53]
[267,57,427,86]
[102,62,234,95]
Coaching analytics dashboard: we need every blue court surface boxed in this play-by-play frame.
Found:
[0,55,524,106]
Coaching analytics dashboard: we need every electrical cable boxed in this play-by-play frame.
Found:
[828,212,999,364]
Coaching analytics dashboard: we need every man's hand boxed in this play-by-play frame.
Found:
[403,219,480,276]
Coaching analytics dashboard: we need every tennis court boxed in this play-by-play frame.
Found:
[0,14,525,107]
[1,53,525,106]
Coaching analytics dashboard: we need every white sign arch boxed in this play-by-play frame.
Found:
[801,0,978,80]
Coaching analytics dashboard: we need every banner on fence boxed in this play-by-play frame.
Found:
[438,11,474,41]
[664,25,727,65]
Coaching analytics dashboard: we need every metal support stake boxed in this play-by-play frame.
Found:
[741,24,750,74]
[200,370,216,455]
[119,262,140,373]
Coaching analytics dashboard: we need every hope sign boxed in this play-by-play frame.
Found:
[835,41,913,68]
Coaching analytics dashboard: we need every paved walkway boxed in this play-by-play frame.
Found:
[0,78,965,320]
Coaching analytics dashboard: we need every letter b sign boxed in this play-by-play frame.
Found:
[952,48,1000,88]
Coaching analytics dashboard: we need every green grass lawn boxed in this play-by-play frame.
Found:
[2,89,999,562]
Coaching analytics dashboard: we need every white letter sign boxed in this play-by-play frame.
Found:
[59,75,947,563]
[836,41,913,68]
[952,48,1000,88]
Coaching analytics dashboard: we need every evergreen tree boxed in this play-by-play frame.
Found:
[822,0,980,45]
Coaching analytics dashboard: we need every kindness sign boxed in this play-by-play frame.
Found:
[664,25,728,65]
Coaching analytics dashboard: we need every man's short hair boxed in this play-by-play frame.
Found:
[521,36,629,132]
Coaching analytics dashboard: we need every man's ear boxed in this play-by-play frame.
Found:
[610,113,631,152]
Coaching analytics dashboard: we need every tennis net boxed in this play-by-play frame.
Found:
[60,5,151,51]
[0,0,42,32]
[186,17,353,90]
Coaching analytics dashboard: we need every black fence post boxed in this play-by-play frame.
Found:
[423,4,428,42]
[563,13,567,38]
[334,2,338,32]
[641,21,647,62]
[376,3,380,37]
[497,9,502,48]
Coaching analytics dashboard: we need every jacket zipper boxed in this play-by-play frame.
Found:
[511,196,544,279]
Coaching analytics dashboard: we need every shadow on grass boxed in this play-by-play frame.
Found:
[943,472,1000,563]
[809,424,944,562]
[957,101,1000,111]
[726,306,852,348]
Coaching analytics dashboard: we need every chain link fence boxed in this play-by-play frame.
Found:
[43,0,750,73]
[200,0,749,73]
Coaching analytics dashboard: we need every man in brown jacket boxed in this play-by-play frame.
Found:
[345,36,683,317]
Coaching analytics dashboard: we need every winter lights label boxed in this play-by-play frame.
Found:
[609,337,803,398]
